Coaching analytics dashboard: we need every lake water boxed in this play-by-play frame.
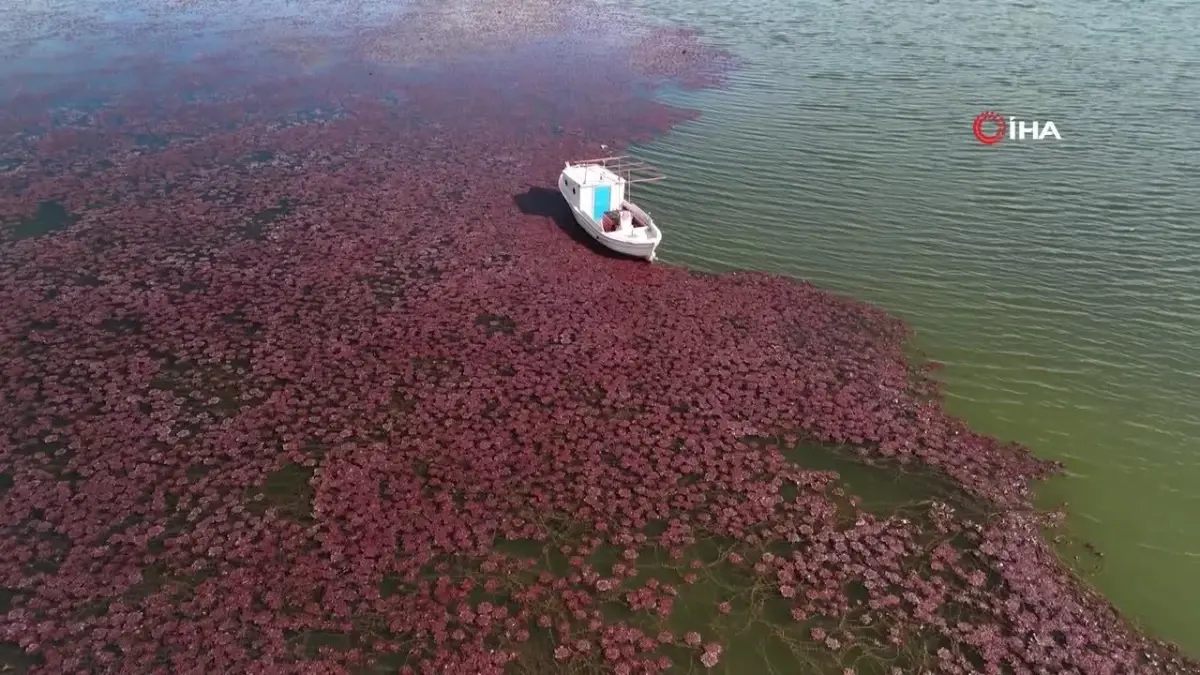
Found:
[603,0,1200,655]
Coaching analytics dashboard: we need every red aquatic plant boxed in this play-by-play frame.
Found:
[0,0,1192,674]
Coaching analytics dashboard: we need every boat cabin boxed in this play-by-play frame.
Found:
[560,164,627,225]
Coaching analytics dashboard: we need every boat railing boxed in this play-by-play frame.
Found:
[565,155,665,187]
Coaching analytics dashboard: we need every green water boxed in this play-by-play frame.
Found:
[602,0,1200,655]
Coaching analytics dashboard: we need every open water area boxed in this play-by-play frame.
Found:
[607,0,1200,656]
[0,0,1197,672]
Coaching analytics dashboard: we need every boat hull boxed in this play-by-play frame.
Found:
[566,203,660,262]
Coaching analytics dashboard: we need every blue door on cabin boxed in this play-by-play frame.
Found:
[592,185,611,222]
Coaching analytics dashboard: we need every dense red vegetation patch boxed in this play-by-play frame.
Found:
[0,3,1194,674]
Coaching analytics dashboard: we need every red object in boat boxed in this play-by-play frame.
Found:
[602,211,620,233]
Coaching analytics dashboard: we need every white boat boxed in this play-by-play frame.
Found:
[559,155,665,261]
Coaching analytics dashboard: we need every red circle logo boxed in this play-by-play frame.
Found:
[973,111,1006,145]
